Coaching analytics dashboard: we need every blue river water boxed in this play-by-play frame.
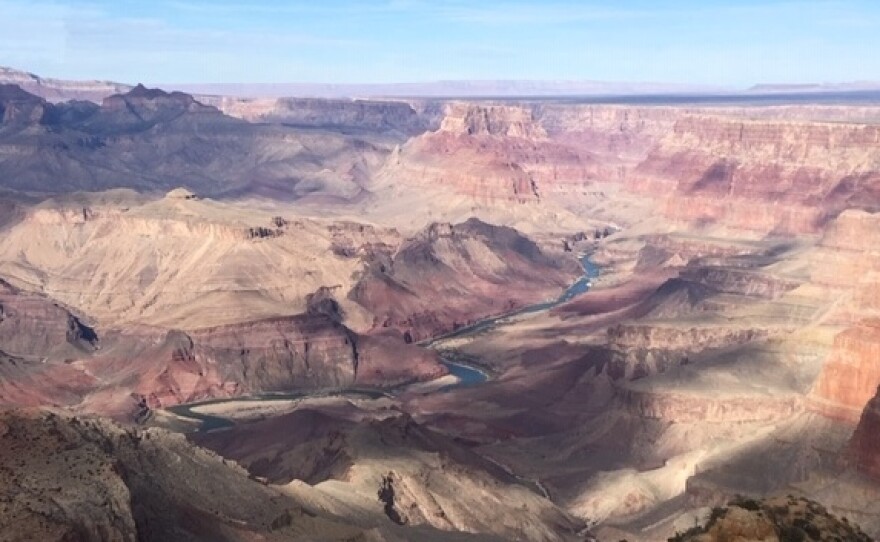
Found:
[168,253,598,430]
[424,253,599,346]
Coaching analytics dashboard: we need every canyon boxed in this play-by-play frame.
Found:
[2,70,880,541]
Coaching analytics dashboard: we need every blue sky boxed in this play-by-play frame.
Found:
[0,0,877,87]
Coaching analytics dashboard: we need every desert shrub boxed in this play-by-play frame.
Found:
[778,525,807,542]
[731,496,762,512]
[793,518,821,540]
[668,525,706,542]
[709,506,726,524]
[771,505,790,517]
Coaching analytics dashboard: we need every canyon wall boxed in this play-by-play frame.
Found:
[850,387,880,480]
[350,218,579,340]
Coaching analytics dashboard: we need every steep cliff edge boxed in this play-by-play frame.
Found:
[629,115,880,233]
[213,96,432,135]
[850,387,880,482]
[0,408,369,541]
[376,103,594,203]
[195,403,585,541]
[810,322,880,422]
[0,309,444,419]
[0,66,131,103]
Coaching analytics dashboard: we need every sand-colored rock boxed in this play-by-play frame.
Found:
[195,402,584,541]
[810,321,880,422]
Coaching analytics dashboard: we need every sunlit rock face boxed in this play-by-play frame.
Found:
[810,322,880,422]
[380,103,595,203]
[628,115,880,234]
[439,103,548,139]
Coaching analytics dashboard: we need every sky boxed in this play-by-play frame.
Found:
[0,0,878,87]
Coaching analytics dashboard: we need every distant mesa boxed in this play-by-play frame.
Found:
[102,83,212,114]
[119,83,200,103]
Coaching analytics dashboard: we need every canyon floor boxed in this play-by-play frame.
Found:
[2,72,880,541]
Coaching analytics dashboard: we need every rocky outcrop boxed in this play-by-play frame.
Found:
[98,84,223,129]
[810,321,880,422]
[381,103,594,203]
[629,115,880,233]
[439,103,547,139]
[196,407,585,541]
[0,279,98,358]
[818,209,880,252]
[607,324,769,352]
[0,408,378,541]
[671,496,872,542]
[0,66,132,103]
[213,96,431,135]
[350,217,579,340]
[809,210,880,297]
[679,267,801,299]
[850,387,880,481]
[0,83,52,125]
[619,386,801,424]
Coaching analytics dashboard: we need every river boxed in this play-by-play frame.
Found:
[424,253,599,385]
[167,253,598,431]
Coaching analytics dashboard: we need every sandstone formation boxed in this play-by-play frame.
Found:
[0,408,501,541]
[810,322,880,421]
[0,310,445,419]
[194,401,585,541]
[0,279,98,358]
[350,218,579,340]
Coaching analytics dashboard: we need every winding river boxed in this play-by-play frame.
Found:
[167,253,599,431]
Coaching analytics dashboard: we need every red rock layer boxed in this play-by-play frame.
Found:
[393,104,880,235]
[350,218,579,340]
[0,309,444,419]
[810,321,880,422]
[628,116,880,233]
[0,279,98,358]
[386,104,597,202]
[619,386,801,423]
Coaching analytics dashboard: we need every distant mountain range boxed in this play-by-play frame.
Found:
[6,64,880,101]
[169,79,729,99]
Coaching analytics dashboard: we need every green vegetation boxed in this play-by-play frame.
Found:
[668,495,873,542]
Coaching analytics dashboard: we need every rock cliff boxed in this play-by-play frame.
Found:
[850,387,880,481]
[350,217,579,340]
[0,408,494,541]
[811,322,880,422]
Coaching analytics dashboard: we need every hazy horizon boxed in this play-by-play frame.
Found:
[1,0,879,88]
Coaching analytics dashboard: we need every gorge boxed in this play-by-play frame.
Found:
[2,68,880,541]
